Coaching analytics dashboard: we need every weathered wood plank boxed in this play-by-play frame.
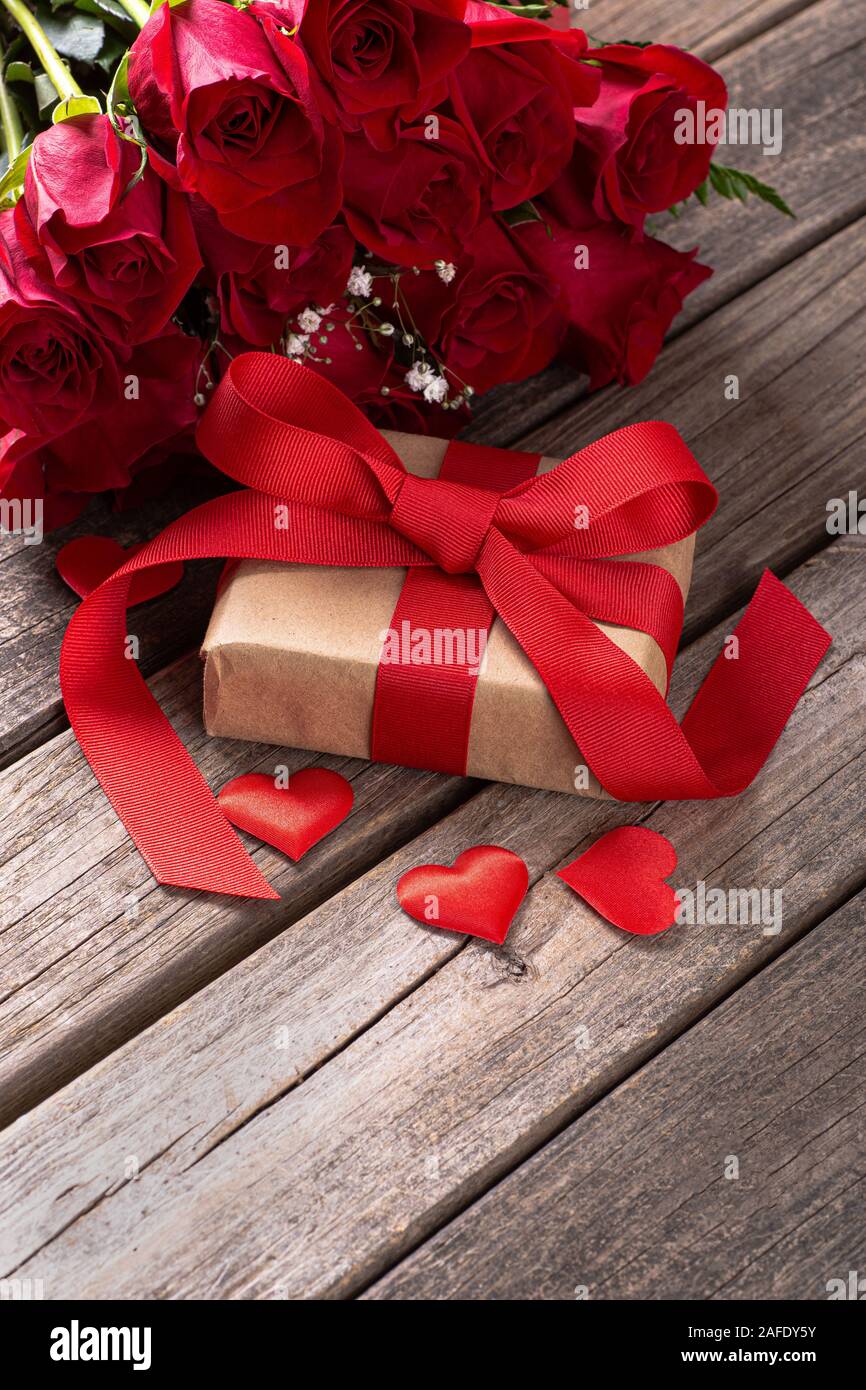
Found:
[585,0,817,61]
[0,693,472,1128]
[0,211,860,1128]
[368,890,866,1300]
[469,0,866,446]
[520,215,866,643]
[0,537,860,1296]
[0,478,223,768]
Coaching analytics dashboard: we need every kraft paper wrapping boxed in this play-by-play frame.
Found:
[201,428,695,798]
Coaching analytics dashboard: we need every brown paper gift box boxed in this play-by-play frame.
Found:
[201,429,695,798]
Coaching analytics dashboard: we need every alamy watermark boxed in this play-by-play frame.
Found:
[379,621,488,675]
[675,880,783,936]
[0,497,43,545]
[675,101,783,156]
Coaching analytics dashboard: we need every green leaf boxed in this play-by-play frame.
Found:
[500,199,543,228]
[591,37,653,48]
[52,93,102,122]
[76,0,135,24]
[694,178,709,207]
[487,2,552,15]
[5,61,35,84]
[41,12,106,65]
[107,47,131,120]
[35,72,59,119]
[0,142,31,208]
[709,161,794,217]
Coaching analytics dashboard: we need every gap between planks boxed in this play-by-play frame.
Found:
[0,535,861,1296]
[0,212,862,1129]
[362,887,866,1300]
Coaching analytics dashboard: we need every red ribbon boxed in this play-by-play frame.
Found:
[59,353,831,900]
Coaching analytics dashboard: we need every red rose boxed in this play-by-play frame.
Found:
[451,8,599,209]
[217,224,354,350]
[343,115,488,267]
[0,323,201,518]
[288,0,471,148]
[14,113,200,345]
[402,218,564,394]
[519,188,710,388]
[35,325,201,494]
[0,214,121,440]
[128,0,343,245]
[573,43,727,225]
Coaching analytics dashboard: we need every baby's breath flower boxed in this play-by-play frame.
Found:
[285,333,309,357]
[423,376,448,404]
[435,260,457,284]
[347,266,373,297]
[297,308,322,333]
[405,363,436,393]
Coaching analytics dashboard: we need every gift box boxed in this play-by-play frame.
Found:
[201,428,695,798]
[59,355,829,900]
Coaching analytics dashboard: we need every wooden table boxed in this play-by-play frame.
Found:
[1,0,863,1300]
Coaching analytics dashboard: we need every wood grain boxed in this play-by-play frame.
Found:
[468,0,866,446]
[0,537,860,1297]
[584,0,818,61]
[367,890,866,1301]
[0,478,223,768]
[0,211,861,1128]
[0,692,472,1128]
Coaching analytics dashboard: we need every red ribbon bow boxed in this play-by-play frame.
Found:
[60,354,831,900]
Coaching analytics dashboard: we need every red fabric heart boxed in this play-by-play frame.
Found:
[218,768,353,861]
[397,845,529,945]
[557,826,678,936]
[56,535,184,606]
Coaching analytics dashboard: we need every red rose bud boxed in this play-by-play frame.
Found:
[573,42,728,226]
[128,0,343,246]
[402,219,564,394]
[519,191,711,388]
[290,0,471,149]
[343,115,489,268]
[454,6,600,209]
[0,212,122,440]
[14,114,201,345]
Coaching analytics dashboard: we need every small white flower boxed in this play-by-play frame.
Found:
[378,322,396,336]
[435,260,457,284]
[423,375,449,404]
[405,363,436,393]
[347,266,373,298]
[285,333,309,357]
[297,308,322,333]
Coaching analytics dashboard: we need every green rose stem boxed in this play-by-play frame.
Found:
[0,0,83,101]
[115,0,150,28]
[0,52,24,160]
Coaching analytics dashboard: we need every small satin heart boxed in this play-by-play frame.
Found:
[557,826,678,936]
[56,535,184,605]
[397,845,529,945]
[218,768,353,861]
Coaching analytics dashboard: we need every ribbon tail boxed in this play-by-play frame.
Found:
[60,489,427,899]
[62,577,279,900]
[477,533,831,801]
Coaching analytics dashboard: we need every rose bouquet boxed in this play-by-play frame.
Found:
[0,0,789,528]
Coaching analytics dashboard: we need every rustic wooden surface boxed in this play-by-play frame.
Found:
[0,0,862,1300]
